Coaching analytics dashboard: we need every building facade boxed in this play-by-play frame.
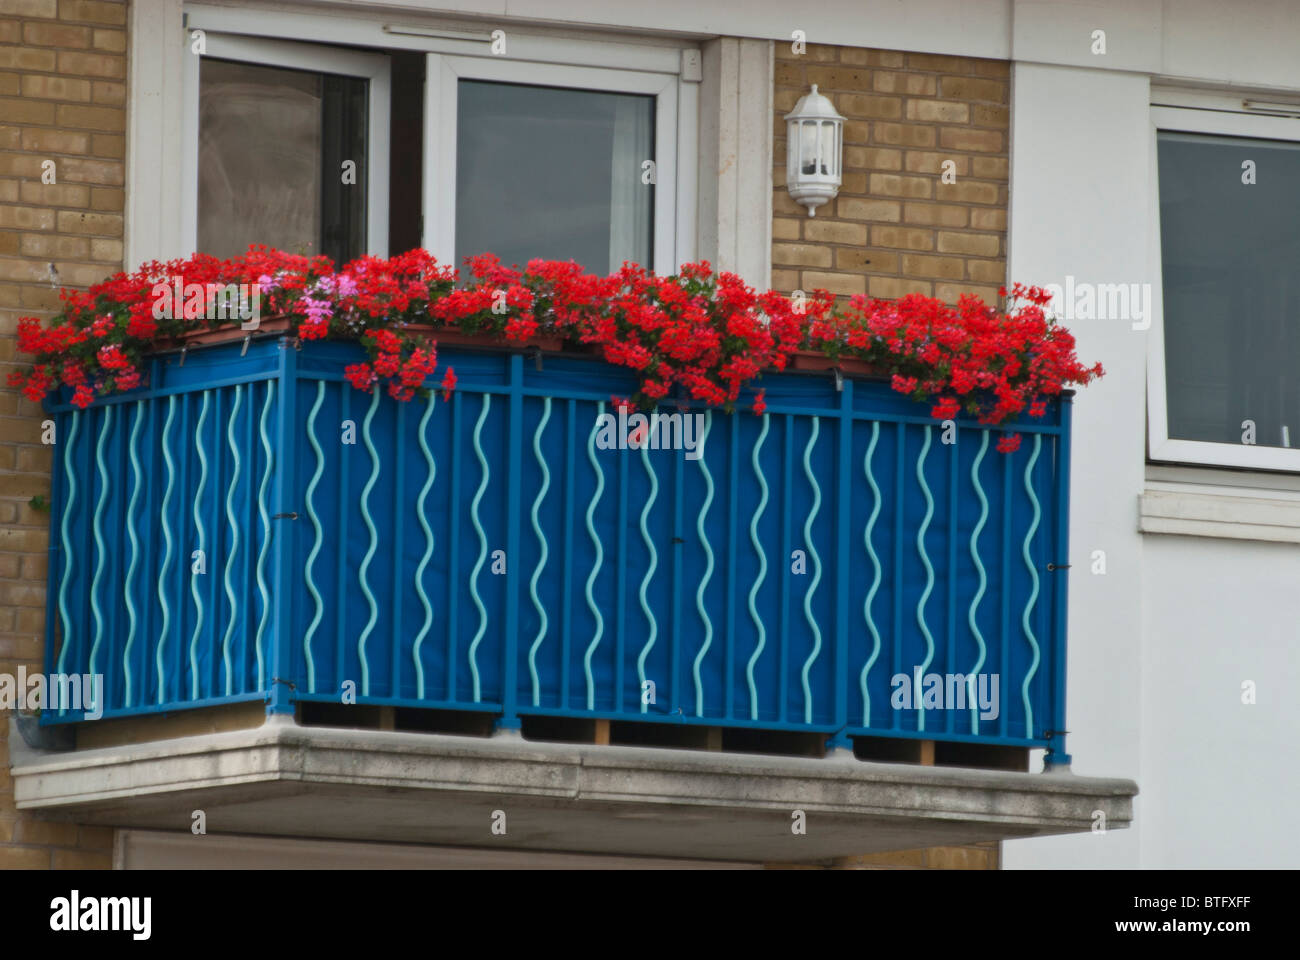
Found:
[2,0,1296,869]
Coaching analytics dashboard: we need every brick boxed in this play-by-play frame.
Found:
[839,49,903,68]
[59,0,127,25]
[972,104,1009,127]
[804,220,866,244]
[905,152,969,176]
[90,133,123,158]
[0,580,44,608]
[89,185,121,210]
[0,45,56,71]
[773,242,832,268]
[0,846,49,870]
[804,66,872,91]
[14,819,79,846]
[91,27,124,51]
[842,120,870,145]
[5,0,57,17]
[839,171,867,194]
[902,202,968,228]
[0,97,54,125]
[14,606,43,633]
[0,70,16,95]
[835,247,898,274]
[91,80,123,105]
[0,20,19,43]
[838,94,901,120]
[869,276,932,298]
[0,178,14,202]
[88,237,120,261]
[905,100,969,123]
[872,71,936,96]
[56,50,123,79]
[844,146,901,171]
[20,129,89,155]
[836,198,901,222]
[940,76,1008,103]
[19,233,90,259]
[0,206,55,230]
[936,281,1001,304]
[872,225,935,251]
[770,268,799,292]
[0,124,16,149]
[22,21,89,48]
[907,53,970,73]
[939,127,1003,153]
[938,180,1000,204]
[52,850,110,869]
[20,181,90,207]
[772,217,801,240]
[869,173,932,199]
[936,231,1000,256]
[19,285,61,309]
[0,552,19,577]
[972,156,1009,179]
[873,122,936,147]
[800,44,840,63]
[800,271,865,297]
[0,233,16,256]
[902,254,964,280]
[967,260,1006,283]
[55,102,123,130]
[53,155,121,185]
[23,73,95,100]
[14,446,50,473]
[970,208,1007,231]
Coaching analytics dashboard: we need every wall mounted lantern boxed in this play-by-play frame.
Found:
[784,84,845,216]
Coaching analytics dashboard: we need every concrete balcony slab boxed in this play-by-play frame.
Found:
[10,716,1136,863]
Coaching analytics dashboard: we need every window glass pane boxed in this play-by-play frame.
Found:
[1157,130,1300,449]
[455,80,655,274]
[198,59,367,265]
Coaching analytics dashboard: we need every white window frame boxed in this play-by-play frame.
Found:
[423,55,681,274]
[180,33,391,258]
[1148,102,1300,472]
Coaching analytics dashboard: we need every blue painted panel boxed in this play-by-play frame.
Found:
[43,336,1070,753]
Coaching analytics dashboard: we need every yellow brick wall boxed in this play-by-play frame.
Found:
[0,0,126,870]
[773,44,1009,304]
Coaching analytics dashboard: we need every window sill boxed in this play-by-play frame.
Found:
[1141,465,1300,544]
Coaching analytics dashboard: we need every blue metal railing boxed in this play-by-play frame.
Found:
[42,337,1072,760]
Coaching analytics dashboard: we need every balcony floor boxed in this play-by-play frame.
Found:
[9,716,1136,863]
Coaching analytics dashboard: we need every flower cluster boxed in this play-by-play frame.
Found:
[6,249,1101,443]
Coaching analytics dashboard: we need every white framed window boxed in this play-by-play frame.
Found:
[424,56,680,274]
[180,33,391,262]
[133,4,698,273]
[1148,100,1300,471]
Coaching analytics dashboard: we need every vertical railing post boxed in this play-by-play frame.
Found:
[41,402,66,722]
[827,379,853,753]
[498,353,523,730]
[1044,395,1073,770]
[267,339,298,715]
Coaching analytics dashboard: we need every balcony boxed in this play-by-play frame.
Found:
[12,334,1134,861]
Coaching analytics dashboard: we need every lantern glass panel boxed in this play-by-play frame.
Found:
[798,121,819,176]
[819,121,836,177]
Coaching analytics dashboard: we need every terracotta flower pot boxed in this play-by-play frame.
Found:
[789,350,885,378]
[171,315,293,347]
[402,325,567,353]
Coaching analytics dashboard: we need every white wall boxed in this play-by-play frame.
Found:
[1139,537,1300,868]
[1002,62,1152,869]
